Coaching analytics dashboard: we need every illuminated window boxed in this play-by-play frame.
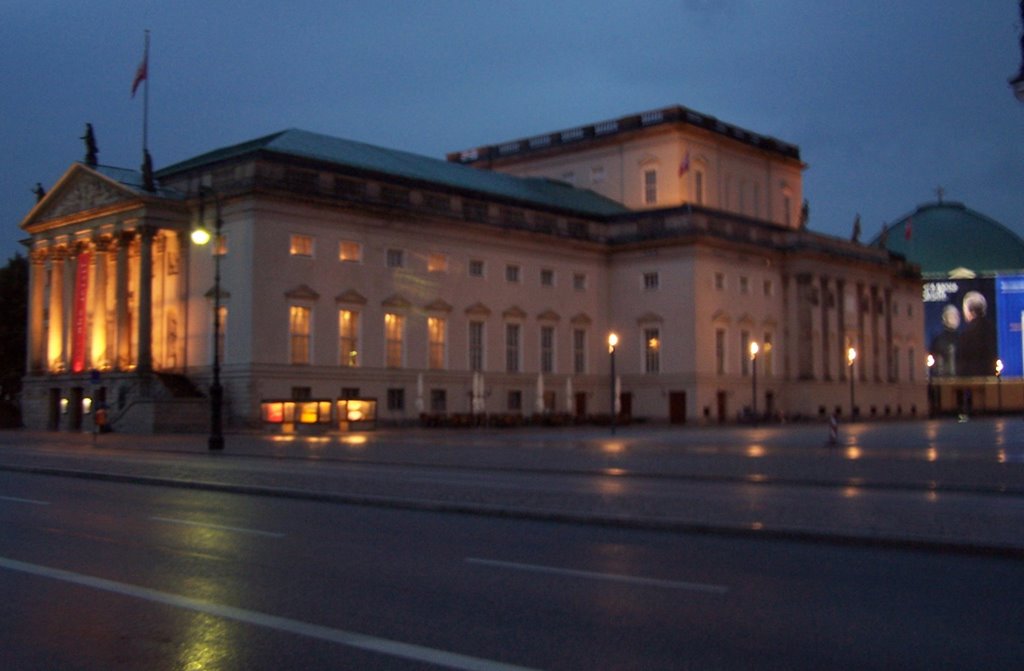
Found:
[386,248,404,268]
[339,241,362,262]
[339,310,359,367]
[643,169,657,205]
[573,328,586,374]
[428,253,448,273]
[540,326,555,374]
[289,306,311,364]
[763,332,773,376]
[290,234,313,257]
[469,321,484,371]
[385,313,404,367]
[644,327,660,374]
[506,323,521,373]
[214,234,228,256]
[428,316,446,369]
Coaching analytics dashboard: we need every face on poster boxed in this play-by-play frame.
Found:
[922,278,997,378]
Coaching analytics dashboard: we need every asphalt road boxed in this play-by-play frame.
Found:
[1,469,1021,670]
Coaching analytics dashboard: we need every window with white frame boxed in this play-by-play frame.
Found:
[289,305,311,364]
[644,327,660,374]
[505,264,520,283]
[339,309,359,367]
[290,234,313,257]
[540,326,555,374]
[573,328,586,374]
[385,312,404,367]
[643,272,660,290]
[339,241,362,262]
[643,169,658,205]
[386,248,404,268]
[506,323,521,373]
[469,321,484,372]
[428,316,446,369]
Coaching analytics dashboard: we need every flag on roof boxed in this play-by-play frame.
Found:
[131,47,148,97]
[678,150,690,177]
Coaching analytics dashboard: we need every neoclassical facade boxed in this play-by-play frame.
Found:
[20,106,925,432]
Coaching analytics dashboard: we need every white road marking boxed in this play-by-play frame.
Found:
[466,557,729,594]
[0,555,540,671]
[0,495,50,505]
[150,516,285,538]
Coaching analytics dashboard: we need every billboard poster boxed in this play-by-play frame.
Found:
[922,277,997,378]
[996,276,1024,377]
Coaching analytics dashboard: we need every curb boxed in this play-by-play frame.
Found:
[4,463,1022,560]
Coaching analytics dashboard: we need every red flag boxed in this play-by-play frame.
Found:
[904,216,913,241]
[678,150,691,177]
[131,51,148,97]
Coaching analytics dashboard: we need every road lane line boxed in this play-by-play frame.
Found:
[0,555,540,671]
[466,557,729,594]
[0,495,50,505]
[150,516,285,538]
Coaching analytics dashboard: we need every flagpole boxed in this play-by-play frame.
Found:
[142,29,150,155]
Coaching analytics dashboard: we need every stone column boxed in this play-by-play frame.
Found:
[870,286,881,382]
[819,276,831,381]
[27,249,47,373]
[115,231,133,370]
[136,225,156,374]
[90,236,112,369]
[47,246,67,372]
[835,279,846,381]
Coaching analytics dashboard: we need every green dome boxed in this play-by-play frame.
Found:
[871,202,1024,276]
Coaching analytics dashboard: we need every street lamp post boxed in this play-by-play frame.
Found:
[749,341,759,421]
[847,346,857,419]
[926,354,935,417]
[192,187,224,451]
[608,333,618,435]
[996,359,1004,413]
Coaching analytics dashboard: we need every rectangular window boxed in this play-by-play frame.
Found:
[540,326,555,374]
[763,279,773,297]
[469,259,485,277]
[291,386,312,401]
[739,276,749,294]
[430,389,447,413]
[591,166,605,183]
[644,169,658,205]
[540,269,554,287]
[740,330,751,376]
[289,305,311,364]
[339,241,362,262]
[340,387,359,400]
[387,388,405,411]
[714,272,725,290]
[573,273,587,291]
[469,321,484,372]
[507,390,522,412]
[386,248,404,268]
[428,253,448,273]
[644,327,660,374]
[694,170,704,206]
[428,316,446,369]
[506,323,521,373]
[716,328,726,375]
[506,264,520,283]
[573,328,586,374]
[385,313,404,367]
[643,272,659,290]
[339,309,359,367]
[289,234,313,257]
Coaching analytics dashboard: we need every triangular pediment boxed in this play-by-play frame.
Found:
[22,163,144,230]
[285,284,320,301]
[335,289,367,305]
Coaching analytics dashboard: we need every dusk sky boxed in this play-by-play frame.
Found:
[2,1,1022,262]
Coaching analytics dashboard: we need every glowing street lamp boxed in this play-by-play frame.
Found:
[847,346,857,419]
[996,358,1004,412]
[749,341,759,420]
[608,333,618,435]
[192,186,225,452]
[926,354,935,416]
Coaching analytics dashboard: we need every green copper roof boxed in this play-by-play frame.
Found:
[157,129,630,217]
[871,202,1024,275]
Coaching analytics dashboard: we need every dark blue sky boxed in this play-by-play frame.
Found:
[2,1,1022,261]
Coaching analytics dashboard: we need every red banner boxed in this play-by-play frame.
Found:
[71,252,90,373]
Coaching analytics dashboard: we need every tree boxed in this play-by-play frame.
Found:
[0,254,27,425]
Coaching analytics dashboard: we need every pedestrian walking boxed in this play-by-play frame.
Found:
[827,412,838,446]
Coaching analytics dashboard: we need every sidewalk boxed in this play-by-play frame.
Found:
[0,418,1022,557]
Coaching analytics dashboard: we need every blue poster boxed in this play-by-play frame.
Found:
[923,278,997,378]
[996,276,1024,377]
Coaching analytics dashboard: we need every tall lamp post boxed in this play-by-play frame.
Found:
[608,333,618,435]
[749,341,759,420]
[847,346,857,419]
[996,359,1004,413]
[191,187,224,451]
[926,354,935,417]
